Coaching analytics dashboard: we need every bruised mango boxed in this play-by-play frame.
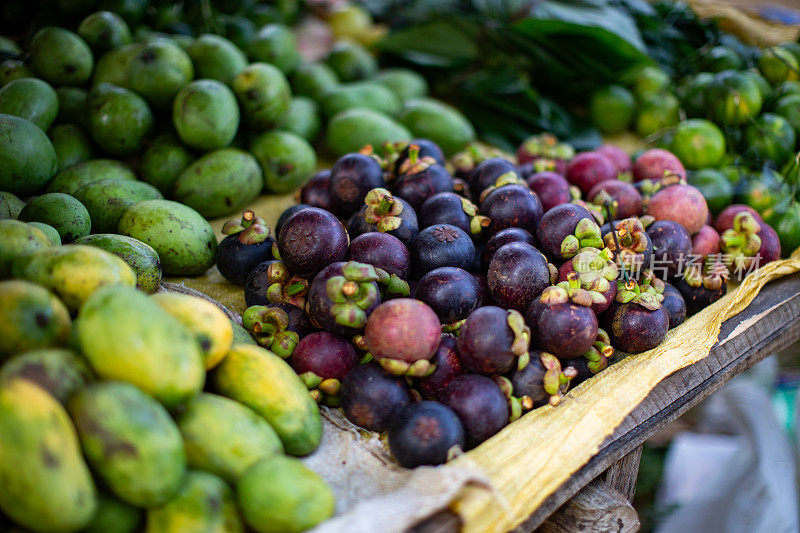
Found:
[73,178,162,234]
[127,38,194,110]
[47,158,136,195]
[78,11,132,55]
[232,62,291,130]
[0,280,71,359]
[0,348,91,403]
[74,233,161,294]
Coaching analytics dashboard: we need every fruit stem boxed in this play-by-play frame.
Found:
[375,194,396,216]
[603,200,629,284]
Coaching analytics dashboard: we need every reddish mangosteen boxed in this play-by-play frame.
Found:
[481,227,538,272]
[468,158,518,195]
[364,298,442,376]
[692,225,721,258]
[216,211,276,286]
[388,401,465,468]
[307,261,381,337]
[632,148,686,183]
[516,133,575,174]
[487,242,551,312]
[673,261,728,315]
[536,203,603,262]
[348,188,419,247]
[714,204,762,234]
[440,374,510,449]
[278,207,349,278]
[596,144,632,175]
[394,139,446,175]
[527,171,570,212]
[414,267,481,326]
[291,331,358,404]
[588,180,643,219]
[661,281,687,329]
[457,306,531,376]
[647,183,709,234]
[646,220,692,278]
[391,145,454,210]
[509,350,578,408]
[410,224,475,277]
[299,169,333,212]
[419,192,488,237]
[478,184,544,237]
[340,363,411,432]
[565,151,617,196]
[328,152,385,215]
[243,259,308,309]
[348,232,410,280]
[415,334,464,401]
[757,223,781,266]
[602,217,654,277]
[601,278,668,354]
[241,303,315,358]
[558,247,619,314]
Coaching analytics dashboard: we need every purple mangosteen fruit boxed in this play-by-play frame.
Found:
[388,401,465,468]
[646,220,692,278]
[479,184,543,236]
[565,151,617,196]
[419,192,489,237]
[487,242,551,312]
[601,278,668,354]
[278,207,349,278]
[632,149,686,183]
[392,145,454,210]
[328,152,385,215]
[410,224,475,277]
[348,231,411,280]
[299,169,333,211]
[527,171,570,212]
[341,363,411,432]
[536,203,603,262]
[307,261,382,337]
[440,374,510,449]
[415,334,464,401]
[291,331,358,403]
[243,259,308,309]
[661,281,687,329]
[414,267,481,326]
[674,260,728,315]
[457,306,531,376]
[348,188,419,247]
[509,350,578,408]
[216,211,275,286]
[481,227,538,272]
[588,180,643,219]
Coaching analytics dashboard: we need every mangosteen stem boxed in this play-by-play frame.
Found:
[604,200,630,284]
[285,280,308,297]
[341,281,359,297]
[375,195,396,216]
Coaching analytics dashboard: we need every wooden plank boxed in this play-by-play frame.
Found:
[510,272,800,532]
[411,510,461,533]
[538,480,640,533]
[603,445,643,501]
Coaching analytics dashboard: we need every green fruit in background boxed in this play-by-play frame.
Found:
[47,158,136,195]
[743,113,797,168]
[247,24,300,74]
[701,46,745,72]
[279,96,320,141]
[669,119,726,170]
[0,59,34,87]
[55,87,88,125]
[74,233,161,294]
[188,33,248,84]
[759,46,800,85]
[0,348,91,404]
[771,80,800,103]
[232,62,291,130]
[92,42,143,87]
[326,40,377,82]
[250,130,316,193]
[18,192,92,243]
[231,320,257,345]
[83,492,142,533]
[328,3,372,41]
[688,168,733,215]
[0,280,71,359]
[635,92,680,137]
[97,0,147,26]
[139,134,194,194]
[589,85,635,135]
[373,68,428,103]
[291,62,339,100]
[173,148,262,219]
[146,470,243,533]
[736,169,786,214]
[742,70,772,100]
[68,381,187,507]
[0,194,9,219]
[118,199,218,276]
[0,114,58,195]
[326,107,411,156]
[0,379,97,532]
[28,222,61,245]
[678,72,715,118]
[173,80,239,151]
[775,94,800,133]
[87,83,153,156]
[0,220,53,278]
[50,124,94,171]
[76,285,204,406]
[78,11,132,54]
[0,36,21,54]
[127,38,194,110]
[709,70,763,126]
[398,98,475,156]
[73,178,163,234]
[177,393,282,483]
[633,65,671,97]
[0,78,59,131]
[212,344,321,456]
[776,202,800,254]
[221,14,256,50]
[1,192,24,219]
[29,27,94,86]
[320,81,401,118]
[13,245,136,312]
[237,456,334,533]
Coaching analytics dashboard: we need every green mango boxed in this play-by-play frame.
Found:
[173,80,239,151]
[18,193,91,243]
[29,27,94,86]
[0,280,71,359]
[92,42,143,87]
[635,92,680,137]
[247,24,300,74]
[47,158,136,195]
[290,62,339,101]
[0,220,53,278]
[231,62,291,130]
[632,65,671,98]
[139,133,194,194]
[688,169,734,216]
[146,471,243,533]
[397,98,474,156]
[237,456,334,533]
[775,94,800,134]
[320,81,400,118]
[73,178,162,234]
[0,194,9,219]
[0,348,91,403]
[55,87,88,125]
[83,492,142,533]
[0,114,58,196]
[127,38,193,110]
[373,68,428,103]
[326,40,377,82]
[0,78,59,131]
[759,46,799,85]
[250,130,316,193]
[0,379,97,532]
[68,381,187,507]
[78,11,132,55]
[589,85,635,135]
[118,200,218,276]
[50,124,94,171]
[173,148,262,219]
[28,222,62,245]
[220,14,256,50]
[231,320,257,345]
[1,191,24,219]
[0,36,21,55]
[0,59,34,87]
[743,113,796,168]
[13,245,136,312]
[279,97,320,141]
[212,344,321,456]
[87,83,153,156]
[188,33,248,84]
[98,0,147,26]
[178,393,282,483]
[74,233,161,293]
[326,108,411,157]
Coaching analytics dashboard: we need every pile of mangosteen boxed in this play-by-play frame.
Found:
[215,134,781,469]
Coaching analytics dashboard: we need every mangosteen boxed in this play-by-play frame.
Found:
[602,279,669,354]
[457,306,531,376]
[536,203,603,262]
[692,225,721,258]
[414,267,481,326]
[388,401,465,468]
[278,207,349,278]
[597,144,632,174]
[632,148,686,183]
[394,139,446,175]
[215,211,275,286]
[299,169,333,211]
[275,204,310,239]
[241,303,315,358]
[440,374,509,448]
[714,204,762,234]
[487,242,551,312]
[291,331,358,404]
[340,363,411,432]
[646,220,692,279]
[329,152,385,215]
[307,261,382,337]
[757,223,781,267]
[392,144,454,210]
[348,188,419,247]
[419,192,489,237]
[662,282,687,329]
[565,151,616,196]
[363,298,442,376]
[516,133,574,174]
[602,217,654,278]
[509,350,578,408]
[588,180,643,219]
[481,227,538,271]
[558,247,619,314]
[647,183,709,235]
[527,171,570,212]
[479,184,543,236]
[469,158,518,195]
[674,261,728,315]
[720,210,763,274]
[410,224,475,277]
[415,334,464,401]
[243,259,308,309]
[348,231,411,280]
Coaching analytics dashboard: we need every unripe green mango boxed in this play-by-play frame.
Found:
[373,68,428,103]
[325,108,411,157]
[127,38,194,110]
[1,191,24,219]
[279,97,321,141]
[92,42,143,87]
[173,79,239,151]
[49,124,94,171]
[0,348,91,403]
[78,11,132,55]
[0,220,53,278]
[73,178,162,234]
[139,133,194,194]
[55,87,89,125]
[0,280,71,359]
[232,62,291,130]
[83,492,142,533]
[250,130,316,193]
[0,78,59,131]
[0,379,97,532]
[47,158,136,196]
[397,98,475,156]
[74,233,162,294]
[326,40,377,82]
[231,320,257,345]
[0,194,9,219]
[29,27,94,86]
[291,62,339,101]
[28,222,62,245]
[0,59,34,87]
[68,382,187,507]
[320,81,400,117]
[87,83,153,156]
[247,24,300,74]
[0,113,58,196]
[18,192,92,243]
[188,33,248,84]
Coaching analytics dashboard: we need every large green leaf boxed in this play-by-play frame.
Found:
[377,19,480,67]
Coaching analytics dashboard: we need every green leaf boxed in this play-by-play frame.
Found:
[377,19,481,67]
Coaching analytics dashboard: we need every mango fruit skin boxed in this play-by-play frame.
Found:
[76,285,204,407]
[28,222,62,245]
[92,42,143,87]
[87,83,154,156]
[373,68,429,103]
[1,191,24,219]
[139,133,194,194]
[247,24,300,75]
[0,280,71,359]
[29,27,94,86]
[173,148,263,219]
[0,113,58,196]
[188,33,248,84]
[326,40,377,82]
[127,38,194,111]
[47,158,136,196]
[0,348,91,403]
[68,381,187,508]
[83,492,142,533]
[0,192,9,219]
[250,130,317,193]
[50,123,94,171]
[18,192,92,243]
[290,62,339,101]
[78,11,132,55]
[397,98,475,156]
[173,79,240,151]
[0,379,97,533]
[0,220,54,278]
[0,77,59,131]
[74,233,162,294]
[73,178,163,234]
[232,62,291,130]
[56,87,89,125]
[231,320,257,345]
[320,81,400,118]
[118,199,218,276]
[236,456,334,533]
[12,245,136,312]
[279,96,321,141]
[145,471,244,533]
[212,344,321,456]
[325,107,411,157]
[177,393,282,483]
